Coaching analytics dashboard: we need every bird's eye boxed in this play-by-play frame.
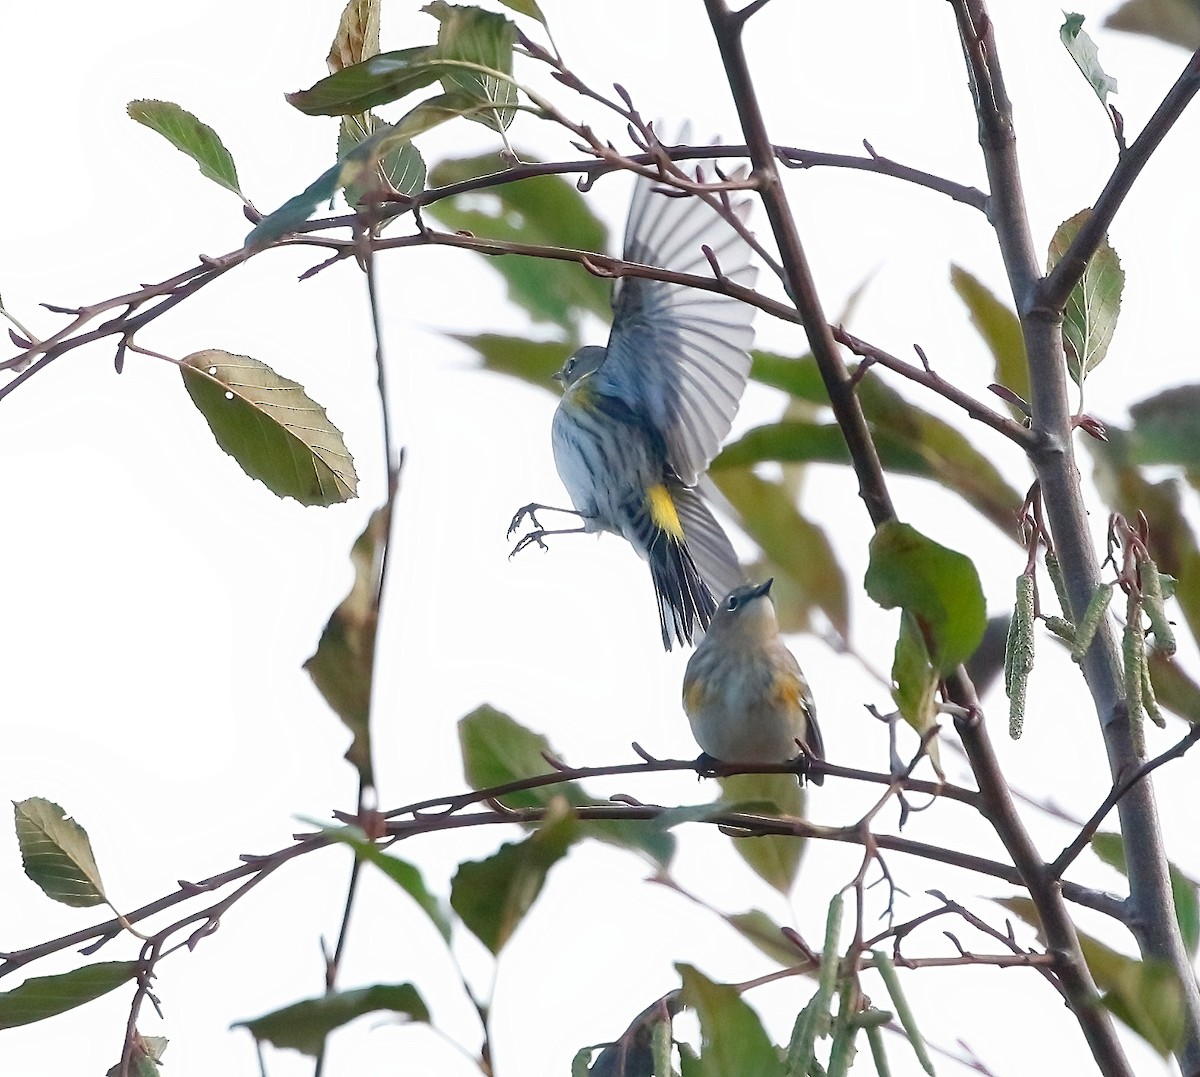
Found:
[725,595,739,612]
[563,358,575,377]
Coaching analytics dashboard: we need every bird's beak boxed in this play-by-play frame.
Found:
[551,369,565,383]
[750,578,774,600]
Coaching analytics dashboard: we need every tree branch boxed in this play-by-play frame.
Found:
[832,325,1036,450]
[1040,48,1200,311]
[952,1,1200,1070]
[1050,723,1200,879]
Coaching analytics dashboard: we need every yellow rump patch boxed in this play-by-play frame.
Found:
[645,484,684,538]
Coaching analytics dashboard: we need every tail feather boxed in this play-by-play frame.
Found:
[645,528,717,650]
[671,484,744,601]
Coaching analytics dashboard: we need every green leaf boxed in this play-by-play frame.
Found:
[749,350,827,402]
[426,1,519,132]
[127,100,243,198]
[717,415,1022,539]
[865,520,987,674]
[950,264,1029,414]
[0,962,138,1029]
[338,113,426,207]
[106,1032,168,1077]
[452,332,571,391]
[1128,385,1200,467]
[245,163,344,247]
[709,468,849,639]
[428,154,610,335]
[855,378,1024,538]
[1077,932,1186,1056]
[250,92,476,246]
[458,705,675,866]
[451,798,577,953]
[288,46,444,116]
[1091,832,1200,956]
[1046,210,1124,386]
[677,964,784,1077]
[1106,0,1200,50]
[496,0,548,24]
[180,349,357,506]
[725,909,802,967]
[321,826,452,941]
[327,0,381,73]
[716,773,805,894]
[1061,13,1120,106]
[1148,651,1200,725]
[1089,433,1200,649]
[14,798,107,907]
[236,983,428,1056]
[743,350,1023,537]
[304,507,385,785]
[890,611,941,756]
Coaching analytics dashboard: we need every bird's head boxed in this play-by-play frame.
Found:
[708,578,780,643]
[553,345,607,389]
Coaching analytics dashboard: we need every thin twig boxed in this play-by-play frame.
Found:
[833,325,1035,450]
[1040,48,1200,311]
[1050,723,1200,878]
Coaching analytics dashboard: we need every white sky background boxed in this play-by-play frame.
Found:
[1,2,1198,1075]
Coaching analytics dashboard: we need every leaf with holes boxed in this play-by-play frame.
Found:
[180,350,357,506]
[14,798,107,907]
[127,100,243,199]
[1061,13,1119,107]
[1046,210,1124,386]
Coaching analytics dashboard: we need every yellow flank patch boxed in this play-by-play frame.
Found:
[683,677,708,715]
[772,674,807,712]
[569,376,599,409]
[646,484,684,538]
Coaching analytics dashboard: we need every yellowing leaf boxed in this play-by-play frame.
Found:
[180,349,357,505]
[305,506,387,785]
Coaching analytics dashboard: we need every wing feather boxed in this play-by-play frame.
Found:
[597,155,758,485]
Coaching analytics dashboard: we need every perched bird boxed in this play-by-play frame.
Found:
[509,151,757,649]
[682,579,825,784]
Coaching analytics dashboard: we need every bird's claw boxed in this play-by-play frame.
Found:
[507,503,544,538]
[509,530,551,559]
[693,752,723,779]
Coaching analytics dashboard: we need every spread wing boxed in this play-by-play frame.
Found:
[596,159,758,485]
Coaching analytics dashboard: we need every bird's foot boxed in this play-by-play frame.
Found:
[507,503,544,538]
[508,529,551,559]
[693,752,724,779]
